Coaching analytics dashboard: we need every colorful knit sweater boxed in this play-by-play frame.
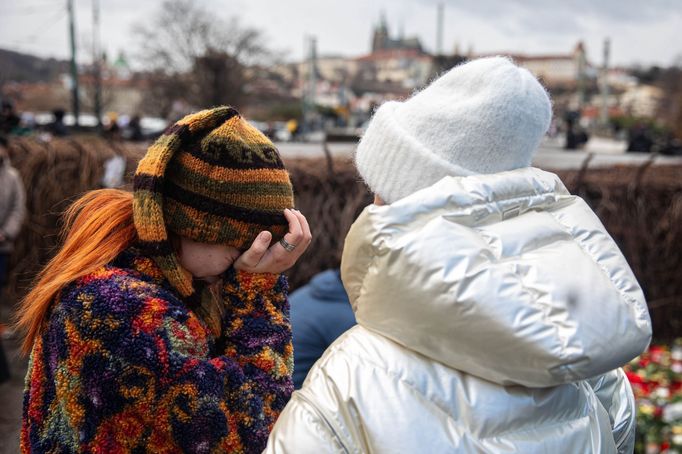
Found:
[21,248,293,453]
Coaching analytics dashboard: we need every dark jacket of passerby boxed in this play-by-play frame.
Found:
[290,269,356,388]
[128,115,144,141]
[0,152,26,253]
[627,126,654,153]
[0,101,20,135]
[48,109,68,137]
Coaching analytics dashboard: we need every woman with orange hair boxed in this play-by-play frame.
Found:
[17,107,311,453]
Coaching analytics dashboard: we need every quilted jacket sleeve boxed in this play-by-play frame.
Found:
[586,368,637,454]
[264,392,349,454]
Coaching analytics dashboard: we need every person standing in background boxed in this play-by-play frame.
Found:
[0,102,21,136]
[289,269,356,389]
[0,136,26,383]
[47,108,69,137]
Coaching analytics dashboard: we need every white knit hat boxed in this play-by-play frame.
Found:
[355,56,552,203]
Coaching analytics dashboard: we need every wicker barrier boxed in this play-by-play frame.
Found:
[4,137,681,339]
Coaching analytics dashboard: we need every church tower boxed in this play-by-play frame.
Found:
[371,11,389,52]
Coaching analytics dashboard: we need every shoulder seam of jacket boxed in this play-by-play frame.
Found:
[295,392,352,454]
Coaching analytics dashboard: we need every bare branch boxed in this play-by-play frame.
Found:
[131,0,272,116]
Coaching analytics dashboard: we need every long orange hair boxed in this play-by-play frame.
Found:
[15,189,137,355]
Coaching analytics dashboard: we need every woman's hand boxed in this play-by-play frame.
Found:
[234,209,312,274]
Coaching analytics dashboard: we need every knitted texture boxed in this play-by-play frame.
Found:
[133,106,294,300]
[21,248,293,454]
[355,57,553,203]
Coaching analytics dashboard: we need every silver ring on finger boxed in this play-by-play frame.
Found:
[279,238,297,252]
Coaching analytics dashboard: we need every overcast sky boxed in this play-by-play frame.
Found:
[1,0,680,68]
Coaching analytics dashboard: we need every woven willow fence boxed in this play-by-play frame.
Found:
[4,137,681,339]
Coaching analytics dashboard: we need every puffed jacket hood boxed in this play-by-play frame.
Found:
[341,167,651,387]
[265,167,651,454]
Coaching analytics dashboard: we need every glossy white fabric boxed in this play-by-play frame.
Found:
[266,167,651,454]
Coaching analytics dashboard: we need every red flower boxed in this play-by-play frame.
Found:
[671,381,682,394]
[626,371,644,384]
[650,346,667,364]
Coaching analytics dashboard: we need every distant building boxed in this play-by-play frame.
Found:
[268,26,668,129]
[283,56,358,85]
[620,84,664,118]
[605,68,638,91]
[111,51,132,81]
[350,13,432,96]
[78,51,147,116]
[478,42,591,90]
[354,49,432,90]
[371,12,424,54]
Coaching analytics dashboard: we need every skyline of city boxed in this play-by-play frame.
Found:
[0,0,681,68]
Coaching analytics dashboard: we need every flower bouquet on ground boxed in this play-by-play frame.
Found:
[625,339,682,454]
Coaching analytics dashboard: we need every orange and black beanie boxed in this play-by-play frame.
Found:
[133,106,294,300]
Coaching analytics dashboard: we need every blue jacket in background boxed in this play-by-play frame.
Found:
[290,269,356,389]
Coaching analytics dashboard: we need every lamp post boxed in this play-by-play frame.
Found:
[67,0,80,128]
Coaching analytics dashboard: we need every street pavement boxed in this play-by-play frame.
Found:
[0,332,25,454]
[277,137,682,169]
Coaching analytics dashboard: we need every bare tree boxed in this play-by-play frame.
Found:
[132,0,271,118]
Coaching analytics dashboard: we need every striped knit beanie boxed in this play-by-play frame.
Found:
[133,106,294,299]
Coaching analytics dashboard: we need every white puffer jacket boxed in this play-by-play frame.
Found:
[266,168,652,453]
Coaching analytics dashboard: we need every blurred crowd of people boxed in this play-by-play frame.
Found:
[558,109,682,155]
[0,100,148,143]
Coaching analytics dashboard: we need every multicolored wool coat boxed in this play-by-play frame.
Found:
[21,248,293,453]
